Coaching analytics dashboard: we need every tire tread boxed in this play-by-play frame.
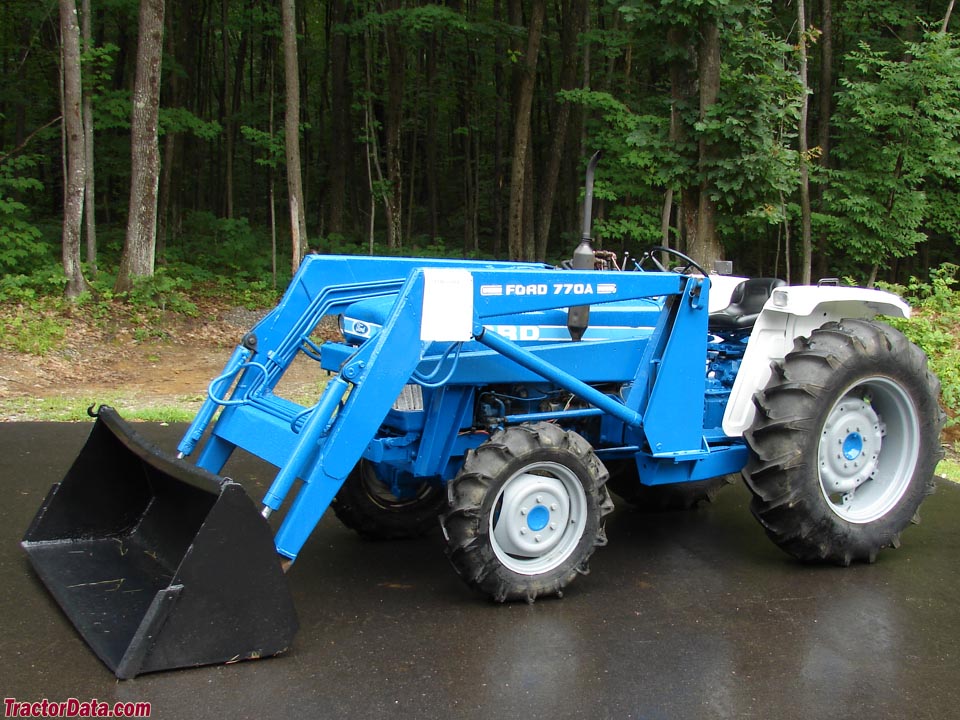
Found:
[743,319,943,565]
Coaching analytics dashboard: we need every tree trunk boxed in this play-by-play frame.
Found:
[492,0,505,257]
[460,48,476,255]
[660,188,674,247]
[157,0,179,262]
[281,0,307,273]
[776,192,791,283]
[116,0,165,293]
[157,123,176,262]
[797,0,813,284]
[663,27,685,254]
[522,139,536,260]
[220,0,234,218]
[815,0,832,280]
[668,25,695,257]
[535,0,583,261]
[59,0,88,299]
[687,15,722,270]
[325,0,350,235]
[80,0,97,276]
[507,0,546,261]
[362,28,386,254]
[383,1,405,250]
[268,51,277,286]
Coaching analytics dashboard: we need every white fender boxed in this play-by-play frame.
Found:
[722,285,911,437]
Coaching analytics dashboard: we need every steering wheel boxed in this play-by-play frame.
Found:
[635,246,710,278]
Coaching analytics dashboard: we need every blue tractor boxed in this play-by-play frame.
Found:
[23,159,944,678]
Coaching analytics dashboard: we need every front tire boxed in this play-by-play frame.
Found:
[442,423,613,602]
[744,319,944,565]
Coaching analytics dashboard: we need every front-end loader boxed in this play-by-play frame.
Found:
[23,158,944,677]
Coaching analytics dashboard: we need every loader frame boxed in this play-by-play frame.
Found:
[176,254,748,564]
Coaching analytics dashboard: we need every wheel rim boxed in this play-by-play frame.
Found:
[817,377,920,524]
[489,461,588,575]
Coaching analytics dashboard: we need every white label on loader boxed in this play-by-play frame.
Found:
[421,268,474,342]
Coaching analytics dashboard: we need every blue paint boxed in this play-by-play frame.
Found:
[527,505,550,532]
[843,432,864,461]
[175,254,750,564]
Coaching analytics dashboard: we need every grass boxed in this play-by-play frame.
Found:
[0,382,327,424]
[937,458,960,483]
[0,394,199,423]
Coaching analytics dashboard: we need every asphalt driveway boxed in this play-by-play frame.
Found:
[2,421,957,719]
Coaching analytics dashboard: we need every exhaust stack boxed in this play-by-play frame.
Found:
[567,151,601,341]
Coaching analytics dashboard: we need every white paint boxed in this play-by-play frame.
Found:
[420,268,474,342]
[722,286,910,436]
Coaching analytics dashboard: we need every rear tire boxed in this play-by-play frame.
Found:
[442,423,613,602]
[743,319,944,565]
[331,460,446,539]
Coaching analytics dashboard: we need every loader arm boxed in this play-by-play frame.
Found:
[204,262,722,565]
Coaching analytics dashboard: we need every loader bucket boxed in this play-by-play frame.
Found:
[21,407,298,679]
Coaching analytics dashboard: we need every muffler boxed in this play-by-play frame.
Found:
[21,407,298,678]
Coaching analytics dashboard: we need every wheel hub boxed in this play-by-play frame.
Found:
[819,396,883,495]
[487,459,591,577]
[493,473,571,559]
[526,504,550,532]
[842,432,864,461]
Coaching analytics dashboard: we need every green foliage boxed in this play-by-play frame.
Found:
[123,270,198,316]
[835,0,920,53]
[880,263,960,419]
[559,89,679,246]
[240,125,284,167]
[224,279,280,310]
[4,0,959,287]
[94,89,134,132]
[172,211,276,279]
[0,305,67,356]
[702,19,801,214]
[823,32,960,269]
[0,266,68,303]
[619,0,755,30]
[339,4,478,37]
[160,108,222,140]
[561,2,801,252]
[0,154,48,276]
[81,43,120,94]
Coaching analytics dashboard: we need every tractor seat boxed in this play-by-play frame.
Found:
[708,277,785,332]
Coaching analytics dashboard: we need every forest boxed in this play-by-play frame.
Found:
[2,0,960,296]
